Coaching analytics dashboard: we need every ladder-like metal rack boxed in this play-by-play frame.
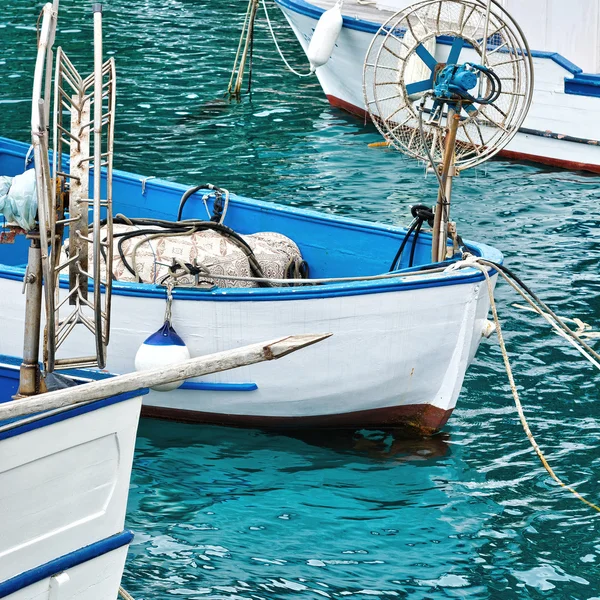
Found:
[19,1,114,395]
[47,6,115,371]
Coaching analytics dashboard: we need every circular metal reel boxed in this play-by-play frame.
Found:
[363,0,534,171]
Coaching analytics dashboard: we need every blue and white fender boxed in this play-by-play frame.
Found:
[134,322,191,391]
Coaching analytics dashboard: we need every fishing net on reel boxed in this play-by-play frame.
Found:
[363,0,533,170]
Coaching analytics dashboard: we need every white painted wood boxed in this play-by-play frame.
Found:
[0,334,330,420]
[0,396,141,584]
[49,573,70,600]
[0,268,493,422]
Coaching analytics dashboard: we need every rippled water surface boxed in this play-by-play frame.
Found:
[2,1,600,598]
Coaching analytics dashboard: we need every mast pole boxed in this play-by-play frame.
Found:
[431,111,459,263]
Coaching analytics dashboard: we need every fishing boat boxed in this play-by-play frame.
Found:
[0,3,328,598]
[1,0,537,435]
[0,379,145,600]
[274,0,600,173]
[0,132,500,433]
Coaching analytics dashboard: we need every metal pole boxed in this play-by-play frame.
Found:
[16,238,46,397]
[92,3,105,366]
[479,0,493,96]
[431,111,460,263]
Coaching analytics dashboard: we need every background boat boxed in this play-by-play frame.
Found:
[275,0,600,173]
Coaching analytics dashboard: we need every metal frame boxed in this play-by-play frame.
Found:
[21,1,115,389]
[44,5,115,371]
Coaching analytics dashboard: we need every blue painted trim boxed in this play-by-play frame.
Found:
[0,530,133,597]
[564,73,600,97]
[0,387,147,439]
[0,136,504,300]
[275,0,600,97]
[179,381,258,392]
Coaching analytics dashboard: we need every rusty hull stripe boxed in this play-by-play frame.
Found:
[326,95,600,174]
[141,402,454,434]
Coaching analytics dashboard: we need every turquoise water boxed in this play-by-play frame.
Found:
[1,1,600,597]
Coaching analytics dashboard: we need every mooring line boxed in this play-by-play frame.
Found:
[118,586,135,600]
[457,256,600,514]
[261,0,313,77]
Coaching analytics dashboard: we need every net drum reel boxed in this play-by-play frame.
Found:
[363,0,533,168]
[362,0,533,260]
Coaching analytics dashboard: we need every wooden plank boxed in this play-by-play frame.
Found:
[0,334,332,420]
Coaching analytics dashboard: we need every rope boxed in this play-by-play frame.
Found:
[261,0,313,77]
[228,0,260,98]
[452,256,600,514]
[118,586,135,600]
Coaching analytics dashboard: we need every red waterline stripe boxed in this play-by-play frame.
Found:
[141,402,453,434]
[326,95,600,174]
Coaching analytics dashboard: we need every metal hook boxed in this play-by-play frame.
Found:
[141,176,156,196]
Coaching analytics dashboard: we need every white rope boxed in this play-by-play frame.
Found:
[118,586,135,600]
[451,255,600,514]
[261,0,313,77]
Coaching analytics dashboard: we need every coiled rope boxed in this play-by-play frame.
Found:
[450,255,600,514]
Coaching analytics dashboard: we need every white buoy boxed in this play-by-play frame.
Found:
[134,321,191,391]
[306,1,343,72]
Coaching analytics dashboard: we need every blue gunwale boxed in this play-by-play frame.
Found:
[0,531,133,598]
[0,136,503,301]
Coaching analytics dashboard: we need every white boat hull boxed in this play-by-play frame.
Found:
[0,390,143,599]
[276,0,600,173]
[0,271,493,433]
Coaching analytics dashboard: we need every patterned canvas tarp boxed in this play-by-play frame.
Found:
[64,224,305,288]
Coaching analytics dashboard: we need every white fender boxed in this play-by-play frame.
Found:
[134,321,191,391]
[306,2,343,71]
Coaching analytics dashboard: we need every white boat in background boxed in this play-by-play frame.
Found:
[275,0,600,173]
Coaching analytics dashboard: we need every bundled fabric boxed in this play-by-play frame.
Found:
[64,222,306,288]
[0,169,38,231]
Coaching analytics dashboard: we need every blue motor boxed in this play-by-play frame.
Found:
[434,64,478,100]
[433,62,502,106]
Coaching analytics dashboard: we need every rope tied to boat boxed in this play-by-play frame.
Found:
[118,586,135,600]
[448,254,600,514]
[261,0,313,77]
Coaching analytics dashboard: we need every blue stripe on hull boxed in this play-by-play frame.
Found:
[0,530,133,598]
[180,381,258,392]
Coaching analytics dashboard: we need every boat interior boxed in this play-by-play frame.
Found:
[0,137,491,291]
